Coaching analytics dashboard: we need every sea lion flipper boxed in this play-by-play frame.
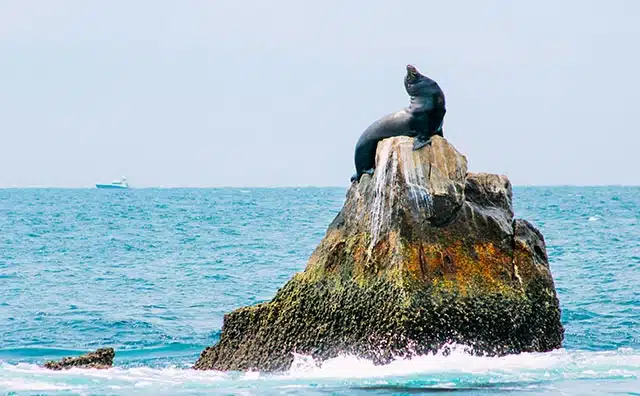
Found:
[413,136,433,151]
[351,169,375,183]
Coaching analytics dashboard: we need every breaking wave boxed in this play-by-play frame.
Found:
[1,346,638,395]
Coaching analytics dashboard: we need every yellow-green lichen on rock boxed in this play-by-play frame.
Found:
[194,136,564,372]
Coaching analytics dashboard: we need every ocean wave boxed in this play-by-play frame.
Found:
[1,347,638,395]
[283,345,640,381]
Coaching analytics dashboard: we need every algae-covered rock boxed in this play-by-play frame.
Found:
[194,136,563,372]
[44,348,115,370]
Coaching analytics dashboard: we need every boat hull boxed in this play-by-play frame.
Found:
[95,184,128,189]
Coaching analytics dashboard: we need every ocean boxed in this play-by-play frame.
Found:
[0,187,638,395]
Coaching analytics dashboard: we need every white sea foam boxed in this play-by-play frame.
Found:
[0,377,77,391]
[1,347,638,394]
[283,345,640,380]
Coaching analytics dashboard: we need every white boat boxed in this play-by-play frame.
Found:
[96,177,129,189]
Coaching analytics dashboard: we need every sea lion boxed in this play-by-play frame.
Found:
[351,65,446,182]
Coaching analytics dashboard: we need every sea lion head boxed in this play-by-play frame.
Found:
[404,64,436,97]
[405,64,421,83]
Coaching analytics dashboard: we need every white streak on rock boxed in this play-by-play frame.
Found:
[399,143,433,216]
[369,142,397,253]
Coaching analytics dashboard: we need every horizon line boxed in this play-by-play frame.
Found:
[1,184,639,189]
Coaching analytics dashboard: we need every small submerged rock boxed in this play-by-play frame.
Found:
[195,136,564,372]
[44,348,115,370]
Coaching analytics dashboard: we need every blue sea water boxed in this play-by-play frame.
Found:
[0,187,638,395]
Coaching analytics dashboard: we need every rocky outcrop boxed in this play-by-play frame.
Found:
[44,348,115,370]
[194,136,563,372]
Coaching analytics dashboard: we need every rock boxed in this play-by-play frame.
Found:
[43,348,115,370]
[194,136,564,372]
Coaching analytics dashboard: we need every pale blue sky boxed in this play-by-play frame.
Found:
[1,0,638,187]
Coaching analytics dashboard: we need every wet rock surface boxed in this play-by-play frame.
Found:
[44,348,115,370]
[194,136,564,372]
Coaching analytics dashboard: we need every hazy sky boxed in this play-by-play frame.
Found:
[1,1,639,187]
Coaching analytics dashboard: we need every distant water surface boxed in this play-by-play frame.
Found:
[0,187,638,395]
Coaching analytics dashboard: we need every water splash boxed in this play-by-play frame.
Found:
[285,346,640,380]
[1,347,638,395]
